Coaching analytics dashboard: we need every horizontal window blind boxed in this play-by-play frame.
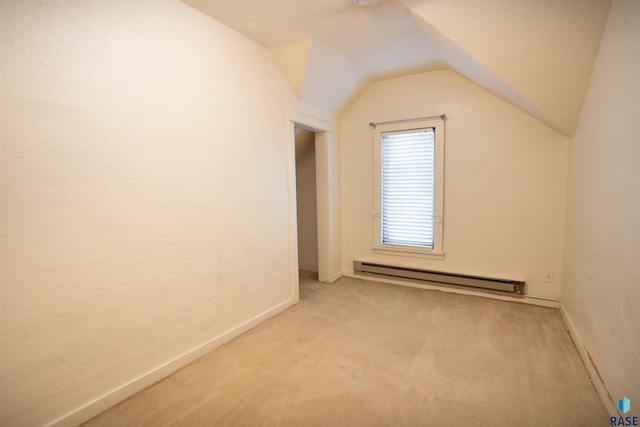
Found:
[381,128,435,248]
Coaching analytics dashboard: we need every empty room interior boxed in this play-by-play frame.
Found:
[1,0,639,425]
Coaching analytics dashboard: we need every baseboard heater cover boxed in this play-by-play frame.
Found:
[353,261,525,296]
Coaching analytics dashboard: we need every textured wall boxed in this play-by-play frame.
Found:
[562,0,640,415]
[0,1,298,425]
[340,70,568,300]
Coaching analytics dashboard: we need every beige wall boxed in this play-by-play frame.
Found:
[562,0,640,415]
[340,70,568,300]
[0,1,302,425]
[295,130,319,271]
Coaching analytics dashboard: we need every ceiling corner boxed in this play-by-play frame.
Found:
[271,39,314,99]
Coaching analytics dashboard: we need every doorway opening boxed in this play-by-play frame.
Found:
[286,111,339,303]
[294,126,319,281]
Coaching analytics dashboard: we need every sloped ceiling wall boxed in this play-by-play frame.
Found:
[181,0,611,136]
[411,0,612,136]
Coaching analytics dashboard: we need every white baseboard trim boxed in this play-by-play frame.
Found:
[329,270,343,283]
[560,304,617,416]
[343,271,560,308]
[46,298,297,427]
[298,264,318,273]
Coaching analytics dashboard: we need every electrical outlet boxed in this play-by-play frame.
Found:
[544,271,554,283]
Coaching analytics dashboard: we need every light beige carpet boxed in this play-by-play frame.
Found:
[83,273,607,426]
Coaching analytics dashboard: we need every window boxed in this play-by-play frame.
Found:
[372,117,444,259]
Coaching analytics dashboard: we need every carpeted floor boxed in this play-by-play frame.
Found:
[83,272,607,426]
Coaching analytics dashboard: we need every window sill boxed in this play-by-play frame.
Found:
[372,245,445,260]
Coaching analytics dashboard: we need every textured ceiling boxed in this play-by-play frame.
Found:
[180,0,611,136]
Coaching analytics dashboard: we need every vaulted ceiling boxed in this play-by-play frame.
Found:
[181,0,611,136]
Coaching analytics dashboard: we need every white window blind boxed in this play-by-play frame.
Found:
[381,128,435,248]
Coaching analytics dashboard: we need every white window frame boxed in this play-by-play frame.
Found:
[372,118,445,259]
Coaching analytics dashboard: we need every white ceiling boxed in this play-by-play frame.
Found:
[181,0,611,136]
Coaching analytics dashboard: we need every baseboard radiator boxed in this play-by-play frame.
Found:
[353,261,525,296]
